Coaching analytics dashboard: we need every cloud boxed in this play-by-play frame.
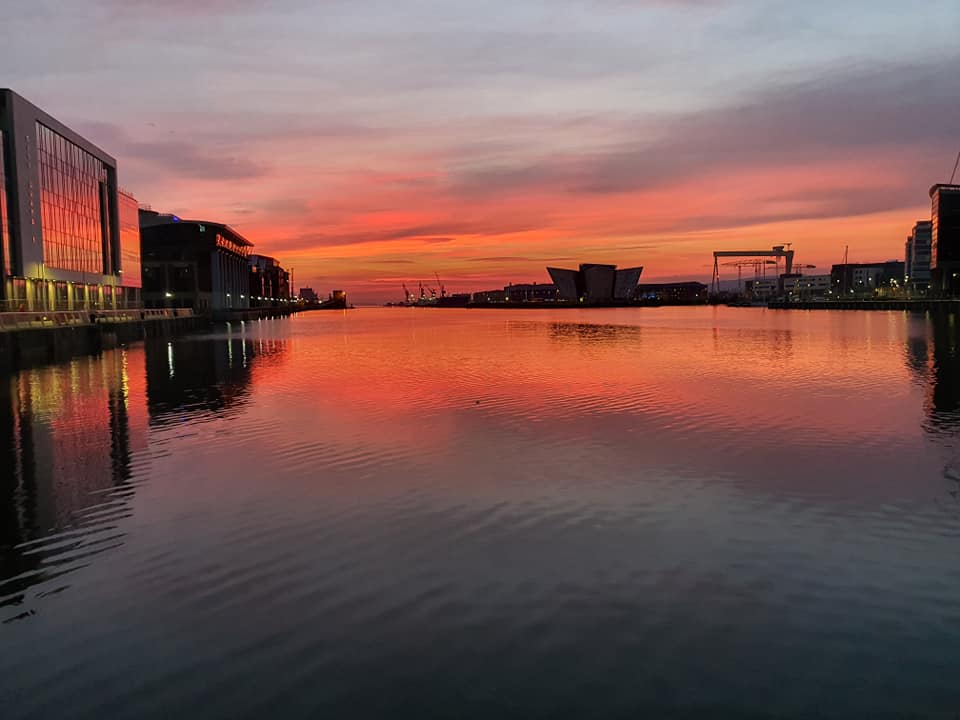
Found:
[78,122,269,181]
[450,55,959,208]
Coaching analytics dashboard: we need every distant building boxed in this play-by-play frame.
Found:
[504,283,558,302]
[905,220,932,294]
[248,254,290,307]
[745,278,780,300]
[139,209,252,312]
[782,274,832,299]
[635,282,708,304]
[546,263,643,302]
[472,288,507,303]
[930,184,960,296]
[0,89,141,311]
[831,261,905,297]
[299,287,319,302]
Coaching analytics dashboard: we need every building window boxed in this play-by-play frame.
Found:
[118,191,141,288]
[36,122,112,275]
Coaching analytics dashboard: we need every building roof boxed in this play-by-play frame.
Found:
[930,183,960,198]
[139,210,253,247]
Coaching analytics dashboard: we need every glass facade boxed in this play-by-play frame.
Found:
[0,129,11,280]
[118,191,141,288]
[36,122,112,275]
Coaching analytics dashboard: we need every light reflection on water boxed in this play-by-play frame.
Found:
[1,308,959,719]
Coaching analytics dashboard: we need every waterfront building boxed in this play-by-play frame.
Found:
[0,89,141,311]
[139,209,251,312]
[635,282,708,304]
[248,254,290,307]
[744,278,780,300]
[930,184,960,296]
[905,220,932,294]
[547,263,643,303]
[472,288,507,303]
[299,287,319,302]
[782,274,831,299]
[505,283,558,302]
[830,261,905,297]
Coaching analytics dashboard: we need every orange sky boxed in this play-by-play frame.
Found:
[4,1,957,302]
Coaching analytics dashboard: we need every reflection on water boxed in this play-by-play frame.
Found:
[0,310,959,719]
[0,322,288,623]
[146,327,287,426]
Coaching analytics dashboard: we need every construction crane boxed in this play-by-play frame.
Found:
[402,283,412,304]
[434,272,446,298]
[721,259,776,295]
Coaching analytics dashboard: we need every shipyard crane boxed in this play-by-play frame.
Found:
[402,283,412,304]
[434,272,446,298]
[711,245,796,295]
[721,259,777,295]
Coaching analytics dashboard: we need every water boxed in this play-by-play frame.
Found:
[2,307,959,719]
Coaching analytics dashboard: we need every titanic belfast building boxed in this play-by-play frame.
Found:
[547,263,644,303]
[0,89,141,311]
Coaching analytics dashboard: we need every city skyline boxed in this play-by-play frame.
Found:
[3,0,958,302]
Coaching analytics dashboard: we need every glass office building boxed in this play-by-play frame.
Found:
[930,184,960,297]
[0,130,11,283]
[0,89,141,311]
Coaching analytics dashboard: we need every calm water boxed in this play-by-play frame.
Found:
[2,308,959,719]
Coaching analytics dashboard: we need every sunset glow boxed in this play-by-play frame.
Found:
[4,0,957,302]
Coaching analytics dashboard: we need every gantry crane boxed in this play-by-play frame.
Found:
[712,245,796,294]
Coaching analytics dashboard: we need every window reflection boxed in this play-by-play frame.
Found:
[36,122,111,275]
[0,129,11,279]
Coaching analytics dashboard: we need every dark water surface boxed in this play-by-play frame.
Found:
[2,308,960,719]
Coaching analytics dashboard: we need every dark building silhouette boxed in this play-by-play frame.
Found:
[0,89,141,311]
[547,263,643,303]
[930,184,960,296]
[139,209,252,312]
[830,261,904,297]
[505,283,558,302]
[248,254,291,308]
[635,282,708,304]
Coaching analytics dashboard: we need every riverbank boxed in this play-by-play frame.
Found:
[767,299,960,312]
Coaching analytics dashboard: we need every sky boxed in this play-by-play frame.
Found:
[2,0,958,303]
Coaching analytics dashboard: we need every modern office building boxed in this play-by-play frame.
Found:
[930,184,960,296]
[905,220,932,294]
[248,254,290,307]
[139,209,251,312]
[547,263,643,303]
[831,261,905,297]
[0,89,141,311]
